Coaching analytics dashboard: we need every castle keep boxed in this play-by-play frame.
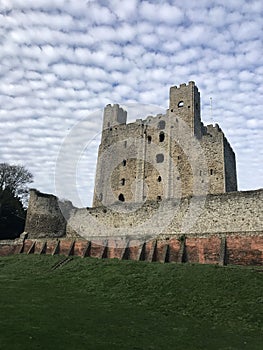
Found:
[93,81,237,207]
[0,82,262,266]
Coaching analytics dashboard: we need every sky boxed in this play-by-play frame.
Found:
[0,0,262,207]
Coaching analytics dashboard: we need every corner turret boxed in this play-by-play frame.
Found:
[169,81,202,139]
[103,104,127,130]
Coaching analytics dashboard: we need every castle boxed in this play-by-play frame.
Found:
[93,81,237,207]
[0,82,262,266]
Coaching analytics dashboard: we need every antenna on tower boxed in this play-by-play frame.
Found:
[210,97,213,124]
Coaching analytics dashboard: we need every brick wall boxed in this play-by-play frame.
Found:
[1,235,262,266]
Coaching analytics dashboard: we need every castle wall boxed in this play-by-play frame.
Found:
[70,189,263,239]
[24,189,66,239]
[1,188,262,266]
[22,188,262,240]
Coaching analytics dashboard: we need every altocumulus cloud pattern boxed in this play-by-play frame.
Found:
[0,0,262,206]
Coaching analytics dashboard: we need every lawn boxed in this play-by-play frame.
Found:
[0,254,262,350]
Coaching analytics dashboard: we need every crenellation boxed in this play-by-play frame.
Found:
[205,123,222,136]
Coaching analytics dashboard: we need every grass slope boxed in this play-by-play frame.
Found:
[0,255,262,350]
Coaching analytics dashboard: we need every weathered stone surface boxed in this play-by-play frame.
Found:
[25,189,66,238]
[66,189,263,239]
[93,81,237,207]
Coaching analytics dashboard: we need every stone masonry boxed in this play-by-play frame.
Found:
[93,81,237,207]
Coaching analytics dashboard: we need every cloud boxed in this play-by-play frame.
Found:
[139,1,184,24]
[109,0,138,21]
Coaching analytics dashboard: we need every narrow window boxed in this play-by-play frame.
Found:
[159,132,165,142]
[158,120,165,130]
[123,160,126,166]
[200,170,202,176]
[178,101,184,108]
[157,195,162,200]
[156,154,164,163]
[147,136,152,144]
[118,193,125,202]
[124,140,127,148]
[210,169,213,175]
[157,176,162,182]
[121,178,125,186]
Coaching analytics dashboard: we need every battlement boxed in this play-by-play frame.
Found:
[204,124,223,137]
[171,81,196,89]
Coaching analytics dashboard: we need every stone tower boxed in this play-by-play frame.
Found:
[169,81,202,139]
[93,82,237,207]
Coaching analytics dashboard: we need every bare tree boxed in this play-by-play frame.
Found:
[0,163,33,207]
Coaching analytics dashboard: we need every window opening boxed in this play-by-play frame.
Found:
[210,169,213,175]
[157,176,162,182]
[147,136,152,144]
[157,196,162,200]
[124,140,127,148]
[118,193,125,202]
[159,132,165,142]
[178,101,184,108]
[158,120,165,130]
[156,154,164,163]
[123,160,126,166]
[121,178,125,186]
